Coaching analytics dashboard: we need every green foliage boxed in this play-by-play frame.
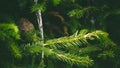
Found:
[51,0,61,6]
[24,45,93,66]
[0,0,120,68]
[66,19,83,33]
[21,29,40,43]
[98,50,115,60]
[9,42,22,59]
[79,46,101,55]
[68,9,84,18]
[31,4,46,12]
[0,23,20,40]
[0,23,22,59]
[0,23,22,67]
[45,29,111,49]
[22,29,116,67]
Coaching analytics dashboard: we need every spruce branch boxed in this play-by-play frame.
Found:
[44,30,110,49]
[24,45,93,66]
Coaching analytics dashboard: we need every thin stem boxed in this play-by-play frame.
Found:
[34,0,45,67]
[36,10,44,43]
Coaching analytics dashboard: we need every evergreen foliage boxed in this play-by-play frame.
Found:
[0,23,22,67]
[0,0,120,68]
[22,29,116,68]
